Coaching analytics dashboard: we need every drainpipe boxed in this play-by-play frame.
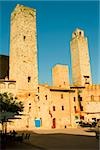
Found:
[69,92,72,126]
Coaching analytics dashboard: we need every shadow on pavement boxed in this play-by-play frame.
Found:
[0,130,99,150]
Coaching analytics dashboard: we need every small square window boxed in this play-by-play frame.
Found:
[62,106,64,111]
[53,106,55,111]
[28,76,31,82]
[61,94,63,99]
[64,82,66,85]
[38,87,39,93]
[74,106,76,113]
[45,95,47,100]
[81,106,83,111]
[29,106,31,112]
[74,97,76,102]
[23,36,26,40]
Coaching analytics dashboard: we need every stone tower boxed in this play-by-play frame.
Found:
[9,4,38,91]
[52,64,69,88]
[70,28,92,86]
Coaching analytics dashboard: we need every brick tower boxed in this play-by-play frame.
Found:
[9,4,38,91]
[70,28,92,86]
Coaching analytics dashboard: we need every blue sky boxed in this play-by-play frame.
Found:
[0,1,99,84]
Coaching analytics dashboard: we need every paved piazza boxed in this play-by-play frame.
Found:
[7,128,99,150]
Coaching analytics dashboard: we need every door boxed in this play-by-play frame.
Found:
[52,118,56,128]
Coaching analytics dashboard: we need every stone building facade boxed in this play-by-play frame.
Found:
[0,4,100,130]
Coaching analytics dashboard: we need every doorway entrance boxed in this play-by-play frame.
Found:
[52,118,56,128]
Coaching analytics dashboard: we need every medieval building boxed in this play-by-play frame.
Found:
[0,4,100,130]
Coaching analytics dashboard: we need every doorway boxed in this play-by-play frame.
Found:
[52,118,56,128]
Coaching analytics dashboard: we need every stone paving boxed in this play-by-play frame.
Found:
[32,127,96,136]
[2,128,98,150]
[23,128,98,150]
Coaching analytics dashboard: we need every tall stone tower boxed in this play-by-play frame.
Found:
[52,64,69,88]
[9,4,38,91]
[70,28,92,86]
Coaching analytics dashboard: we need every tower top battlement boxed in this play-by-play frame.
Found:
[11,4,36,21]
[72,28,84,39]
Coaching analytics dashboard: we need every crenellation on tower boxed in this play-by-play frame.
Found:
[72,28,84,39]
[11,4,36,22]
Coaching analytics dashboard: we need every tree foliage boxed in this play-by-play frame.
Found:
[0,92,24,121]
[0,92,24,133]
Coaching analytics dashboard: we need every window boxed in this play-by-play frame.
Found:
[28,106,31,112]
[45,95,47,100]
[23,35,26,40]
[64,82,66,85]
[37,87,39,93]
[80,115,84,120]
[79,31,81,36]
[91,95,94,101]
[74,32,76,36]
[28,76,31,82]
[84,75,90,84]
[74,97,76,102]
[80,106,83,111]
[61,94,63,99]
[53,106,55,111]
[15,97,18,100]
[80,97,82,101]
[74,106,76,113]
[62,106,64,111]
[78,95,82,101]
